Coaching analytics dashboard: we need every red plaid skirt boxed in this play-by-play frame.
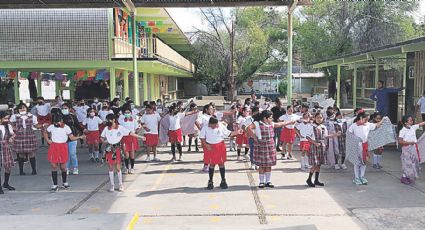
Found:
[203,141,227,165]
[280,127,296,143]
[106,148,121,165]
[308,143,327,166]
[86,131,100,145]
[236,132,248,145]
[253,138,276,167]
[13,129,38,157]
[144,134,159,147]
[48,143,68,164]
[168,129,183,143]
[37,114,51,126]
[1,140,15,169]
[121,135,140,152]
[300,141,311,152]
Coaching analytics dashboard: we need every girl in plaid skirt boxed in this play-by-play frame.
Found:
[247,110,296,188]
[0,112,16,194]
[10,103,42,176]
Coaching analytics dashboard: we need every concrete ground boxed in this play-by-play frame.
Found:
[1,136,425,230]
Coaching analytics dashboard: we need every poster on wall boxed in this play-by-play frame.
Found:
[114,8,128,41]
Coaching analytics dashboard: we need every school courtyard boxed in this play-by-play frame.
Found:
[1,140,425,230]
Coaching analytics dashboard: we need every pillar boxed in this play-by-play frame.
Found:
[36,75,42,97]
[55,80,61,97]
[337,64,341,108]
[14,72,20,105]
[123,70,129,99]
[110,68,116,100]
[143,72,148,102]
[131,12,140,105]
[287,11,293,103]
[374,60,379,109]
[353,63,357,109]
[150,74,155,100]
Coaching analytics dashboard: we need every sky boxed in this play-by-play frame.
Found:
[167,1,425,33]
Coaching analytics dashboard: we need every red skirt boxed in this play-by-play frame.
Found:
[300,141,311,152]
[48,143,68,164]
[37,114,52,126]
[203,141,227,165]
[236,132,248,145]
[168,129,183,143]
[280,127,295,143]
[86,130,100,145]
[121,135,140,152]
[106,148,122,165]
[362,142,369,162]
[144,134,159,147]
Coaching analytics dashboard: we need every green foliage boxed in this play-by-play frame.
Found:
[278,79,287,97]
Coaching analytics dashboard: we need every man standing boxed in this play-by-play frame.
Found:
[369,80,403,117]
[416,90,425,121]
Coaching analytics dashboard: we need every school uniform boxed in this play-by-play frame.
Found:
[10,113,39,158]
[46,124,72,164]
[279,114,300,144]
[168,113,185,143]
[83,116,103,145]
[252,121,277,167]
[236,116,248,145]
[119,116,140,152]
[348,123,377,163]
[0,124,15,170]
[35,103,52,126]
[73,105,90,123]
[99,110,113,133]
[200,124,231,165]
[399,125,421,180]
[296,122,313,152]
[308,123,328,166]
[141,113,161,147]
[100,125,130,165]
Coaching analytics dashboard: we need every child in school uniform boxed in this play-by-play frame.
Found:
[35,97,52,145]
[236,106,250,161]
[0,112,16,194]
[141,104,162,162]
[333,111,348,170]
[44,115,84,192]
[200,117,240,189]
[119,106,140,174]
[398,115,425,185]
[279,105,301,160]
[101,114,145,192]
[295,112,313,170]
[370,112,385,169]
[83,108,103,162]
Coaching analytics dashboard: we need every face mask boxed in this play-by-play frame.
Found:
[89,112,95,117]
[19,111,26,115]
[124,113,131,118]
[94,99,98,103]
[62,109,69,115]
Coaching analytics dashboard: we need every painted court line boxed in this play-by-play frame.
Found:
[126,213,140,230]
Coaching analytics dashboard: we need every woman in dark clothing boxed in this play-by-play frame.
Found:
[61,103,84,175]
[270,98,286,151]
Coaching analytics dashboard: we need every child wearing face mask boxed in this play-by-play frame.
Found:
[35,96,52,145]
[333,111,348,170]
[279,105,301,160]
[83,108,103,162]
[295,112,313,170]
[0,112,16,194]
[119,106,140,174]
[61,103,84,175]
[44,114,84,192]
[91,97,102,112]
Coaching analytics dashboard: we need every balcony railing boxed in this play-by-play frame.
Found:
[152,37,194,73]
[112,37,143,58]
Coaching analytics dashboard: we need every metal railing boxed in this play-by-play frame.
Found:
[151,37,194,72]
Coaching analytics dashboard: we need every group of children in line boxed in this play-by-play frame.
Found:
[1,94,424,194]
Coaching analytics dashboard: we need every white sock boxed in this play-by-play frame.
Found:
[265,172,271,183]
[300,156,305,168]
[117,171,123,185]
[360,165,366,177]
[95,151,99,158]
[373,154,378,165]
[230,140,234,149]
[90,152,94,158]
[259,174,265,183]
[304,156,310,166]
[109,171,114,186]
[354,165,360,179]
[377,155,382,165]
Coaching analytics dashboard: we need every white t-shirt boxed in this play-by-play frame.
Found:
[399,124,420,143]
[101,125,130,145]
[0,124,14,140]
[99,110,114,121]
[237,116,247,129]
[47,124,72,143]
[141,113,161,134]
[199,114,212,129]
[83,116,103,131]
[169,113,185,131]
[119,117,139,133]
[74,105,90,123]
[296,122,314,141]
[278,113,300,129]
[10,113,38,129]
[253,121,275,140]
[417,97,425,114]
[348,122,377,143]
[35,103,51,116]
[243,116,255,130]
[200,124,231,144]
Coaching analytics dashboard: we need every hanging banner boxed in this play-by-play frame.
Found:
[8,71,17,79]
[0,70,6,78]
[55,72,65,81]
[20,72,30,78]
[30,72,39,80]
[87,70,97,78]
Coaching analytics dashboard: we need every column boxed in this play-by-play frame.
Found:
[36,74,42,97]
[287,11,293,103]
[55,80,61,97]
[143,72,148,102]
[150,74,155,100]
[353,63,357,109]
[123,70,129,99]
[131,12,140,105]
[110,68,116,100]
[14,72,20,105]
[374,60,379,109]
[337,64,341,108]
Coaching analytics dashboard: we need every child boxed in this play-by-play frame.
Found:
[398,115,425,185]
[61,103,84,175]
[279,105,301,159]
[200,117,240,189]
[120,106,141,174]
[101,114,145,192]
[186,103,200,152]
[73,99,90,145]
[140,104,161,162]
[0,112,16,194]
[236,106,250,161]
[83,108,103,162]
[44,115,84,192]
[348,110,383,185]
[245,107,260,169]
[333,111,348,170]
[295,112,313,170]
[34,97,52,145]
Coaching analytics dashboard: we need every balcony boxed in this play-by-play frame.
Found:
[152,37,194,73]
[112,37,143,58]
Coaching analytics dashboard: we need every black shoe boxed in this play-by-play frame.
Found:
[20,172,26,176]
[220,180,228,189]
[258,183,265,189]
[276,147,281,152]
[314,181,325,186]
[31,171,37,175]
[207,180,214,190]
[187,148,191,152]
[3,184,15,191]
[196,147,199,152]
[306,179,315,187]
[62,183,70,190]
[265,182,275,188]
[0,189,4,194]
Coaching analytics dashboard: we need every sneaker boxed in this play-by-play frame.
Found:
[360,177,368,185]
[145,156,151,162]
[178,155,182,161]
[118,184,124,192]
[220,180,228,189]
[353,178,363,185]
[400,177,410,185]
[258,183,265,189]
[66,169,70,175]
[171,157,176,162]
[207,180,214,190]
[373,164,378,169]
[108,185,115,192]
[50,185,59,193]
[128,168,132,174]
[341,164,347,170]
[73,168,79,175]
[152,157,160,162]
[287,155,292,160]
[335,164,341,170]
[3,184,15,191]
[265,182,275,188]
[202,165,209,172]
[62,183,70,190]
[280,155,286,160]
[306,164,312,169]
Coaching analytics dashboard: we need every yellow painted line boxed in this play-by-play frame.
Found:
[209,204,219,210]
[126,213,140,230]
[208,194,216,199]
[151,164,172,190]
[270,216,282,221]
[210,216,221,222]
[142,218,153,224]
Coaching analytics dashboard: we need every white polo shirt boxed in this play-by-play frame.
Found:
[83,116,103,131]
[237,116,247,129]
[200,124,231,144]
[296,122,314,141]
[399,124,420,143]
[348,122,377,143]
[417,97,425,114]
[46,124,72,143]
[141,113,161,134]
[99,110,114,121]
[119,117,139,132]
[279,113,300,129]
[169,113,185,131]
[101,125,130,145]
[35,103,51,116]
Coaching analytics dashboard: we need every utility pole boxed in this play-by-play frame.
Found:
[229,19,235,101]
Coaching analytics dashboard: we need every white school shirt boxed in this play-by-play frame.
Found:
[310,124,328,141]
[119,117,139,132]
[101,125,130,145]
[278,114,300,129]
[169,112,185,131]
[140,113,161,134]
[399,124,420,143]
[296,122,314,141]
[83,116,103,131]
[199,114,212,129]
[0,124,14,140]
[46,124,72,143]
[243,116,255,130]
[99,110,114,121]
[417,97,425,114]
[348,122,377,143]
[35,103,51,116]
[10,113,38,129]
[74,105,90,123]
[253,121,275,140]
[237,116,247,129]
[200,124,231,144]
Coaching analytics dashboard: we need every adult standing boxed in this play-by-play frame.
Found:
[369,80,403,117]
[61,103,84,175]
[270,98,286,151]
[415,90,425,122]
